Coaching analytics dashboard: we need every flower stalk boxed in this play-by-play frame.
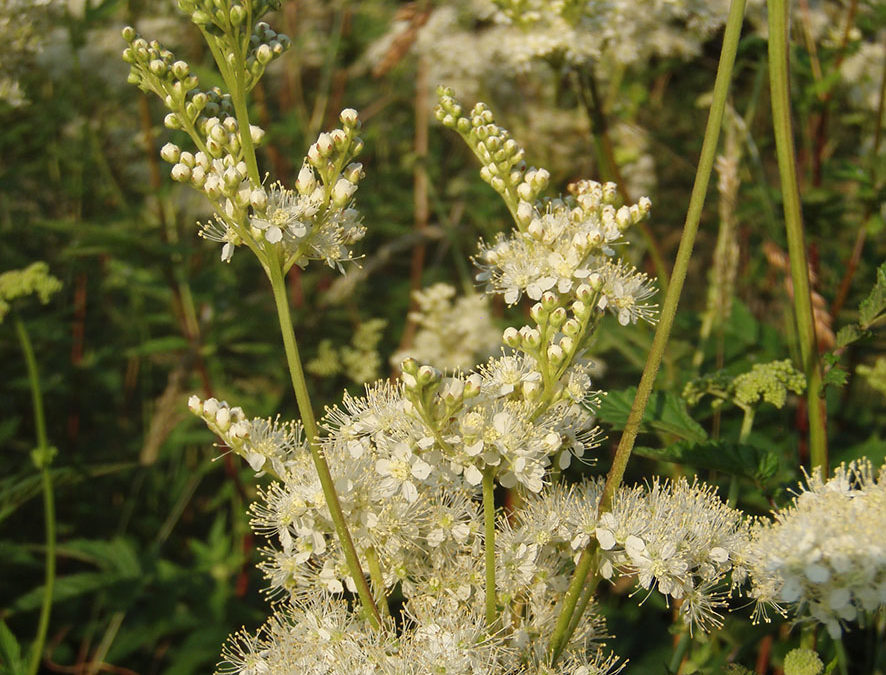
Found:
[600,0,747,512]
[266,260,382,629]
[767,0,828,473]
[16,314,57,675]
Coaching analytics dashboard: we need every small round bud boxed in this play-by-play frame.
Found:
[571,300,590,320]
[502,327,520,348]
[171,60,190,79]
[516,182,533,201]
[160,143,181,163]
[563,318,582,336]
[187,394,202,414]
[464,374,482,398]
[546,344,565,365]
[400,357,419,376]
[307,143,322,166]
[229,4,246,25]
[250,188,268,210]
[206,138,224,158]
[575,283,593,303]
[616,206,631,231]
[171,163,191,182]
[256,43,273,65]
[540,292,558,311]
[549,307,567,327]
[149,58,166,75]
[332,178,357,206]
[343,162,363,183]
[559,335,575,354]
[215,406,231,431]
[164,112,182,129]
[516,200,533,226]
[190,166,206,188]
[202,397,220,417]
[529,303,546,324]
[296,165,316,195]
[339,108,359,127]
[223,166,241,189]
[249,125,265,145]
[587,273,603,292]
[418,365,440,386]
[521,327,541,349]
[122,25,136,42]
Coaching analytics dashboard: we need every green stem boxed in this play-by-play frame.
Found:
[767,0,828,473]
[266,261,381,629]
[547,546,598,664]
[364,546,390,619]
[600,0,747,511]
[16,315,56,675]
[482,467,497,628]
[669,630,691,673]
[833,636,849,675]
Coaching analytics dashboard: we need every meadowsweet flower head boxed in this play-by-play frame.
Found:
[595,477,748,632]
[0,262,62,323]
[745,460,886,638]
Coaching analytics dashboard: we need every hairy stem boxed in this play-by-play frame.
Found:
[266,261,381,629]
[768,0,828,473]
[17,315,56,675]
[600,0,747,511]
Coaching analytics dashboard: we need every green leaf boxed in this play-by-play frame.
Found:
[822,365,848,389]
[599,388,708,443]
[633,439,779,481]
[0,620,26,675]
[834,324,864,349]
[859,262,886,329]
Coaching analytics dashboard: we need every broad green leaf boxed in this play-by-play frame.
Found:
[599,388,708,443]
[633,439,779,482]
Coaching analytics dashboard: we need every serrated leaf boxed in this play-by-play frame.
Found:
[0,620,26,675]
[822,365,849,389]
[633,439,779,481]
[598,388,708,443]
[859,262,886,328]
[835,324,864,349]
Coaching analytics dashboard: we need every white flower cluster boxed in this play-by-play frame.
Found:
[744,460,886,638]
[187,396,305,477]
[390,283,502,371]
[596,478,748,631]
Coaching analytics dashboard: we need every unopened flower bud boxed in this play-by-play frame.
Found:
[418,365,440,386]
[171,60,189,79]
[549,307,567,327]
[164,112,182,129]
[171,163,191,182]
[296,165,316,195]
[343,162,363,183]
[523,379,541,399]
[229,4,246,25]
[530,303,546,323]
[122,25,136,42]
[400,357,419,376]
[160,143,181,163]
[616,206,631,231]
[547,344,565,365]
[563,318,581,336]
[502,326,520,347]
[572,300,590,320]
[256,43,273,65]
[339,108,359,127]
[521,327,541,349]
[332,178,357,206]
[250,188,268,210]
[464,374,482,398]
[541,292,558,311]
[223,166,241,189]
[202,397,220,417]
[516,200,533,226]
[517,182,533,201]
[559,335,575,354]
[587,273,603,291]
[533,168,550,188]
[602,182,618,203]
[187,394,202,414]
[216,406,231,431]
[249,125,264,145]
[190,166,206,187]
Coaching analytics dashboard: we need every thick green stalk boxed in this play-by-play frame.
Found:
[266,261,381,629]
[547,547,598,663]
[482,467,498,628]
[767,0,828,472]
[600,0,747,511]
[16,315,56,675]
